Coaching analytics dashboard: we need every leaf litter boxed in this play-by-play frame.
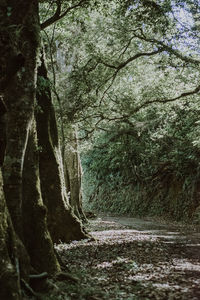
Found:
[51,217,199,299]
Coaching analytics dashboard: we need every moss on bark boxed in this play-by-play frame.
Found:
[0,2,61,295]
[22,119,60,274]
[0,169,30,300]
[1,0,40,239]
[36,52,88,243]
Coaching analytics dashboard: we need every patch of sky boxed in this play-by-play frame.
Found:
[170,3,199,54]
[128,75,133,82]
[128,5,134,11]
[173,5,194,30]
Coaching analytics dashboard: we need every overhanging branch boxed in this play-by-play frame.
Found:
[98,48,164,103]
[134,84,200,113]
[41,0,87,30]
[100,48,164,70]
[132,30,200,65]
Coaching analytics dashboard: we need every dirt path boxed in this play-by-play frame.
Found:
[101,215,200,253]
[54,216,200,300]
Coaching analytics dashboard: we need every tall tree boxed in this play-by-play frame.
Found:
[36,52,87,241]
[65,124,87,222]
[0,1,58,297]
[0,0,90,296]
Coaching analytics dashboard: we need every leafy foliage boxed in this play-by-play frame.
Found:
[40,0,200,222]
[82,101,200,222]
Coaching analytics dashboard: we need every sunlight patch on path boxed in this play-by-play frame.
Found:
[55,217,200,300]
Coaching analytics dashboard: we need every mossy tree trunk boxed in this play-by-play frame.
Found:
[1,0,40,239]
[0,1,60,295]
[0,0,89,296]
[0,77,23,300]
[65,125,87,222]
[22,119,60,273]
[36,52,88,243]
[54,34,87,223]
[0,169,27,300]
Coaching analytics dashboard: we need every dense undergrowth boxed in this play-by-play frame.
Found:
[82,102,200,224]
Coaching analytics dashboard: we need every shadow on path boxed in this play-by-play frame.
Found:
[56,216,200,300]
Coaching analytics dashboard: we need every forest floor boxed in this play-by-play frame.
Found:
[39,216,200,300]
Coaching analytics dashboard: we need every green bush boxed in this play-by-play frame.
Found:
[82,103,200,223]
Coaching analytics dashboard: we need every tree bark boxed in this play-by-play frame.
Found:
[65,125,87,222]
[0,97,7,166]
[0,1,88,296]
[22,118,60,274]
[36,52,88,243]
[0,169,21,299]
[0,1,60,294]
[1,0,40,239]
[0,168,31,299]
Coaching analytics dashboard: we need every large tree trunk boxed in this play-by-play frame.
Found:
[0,1,60,294]
[0,169,22,300]
[22,119,60,274]
[0,77,24,300]
[1,0,40,239]
[0,0,88,295]
[36,52,88,243]
[65,125,87,222]
[54,36,87,222]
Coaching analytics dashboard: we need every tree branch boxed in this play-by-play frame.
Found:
[41,0,61,29]
[41,0,87,30]
[100,48,164,70]
[132,30,200,65]
[97,48,164,103]
[118,36,135,59]
[134,84,200,113]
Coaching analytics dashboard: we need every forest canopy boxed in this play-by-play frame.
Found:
[41,0,200,221]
